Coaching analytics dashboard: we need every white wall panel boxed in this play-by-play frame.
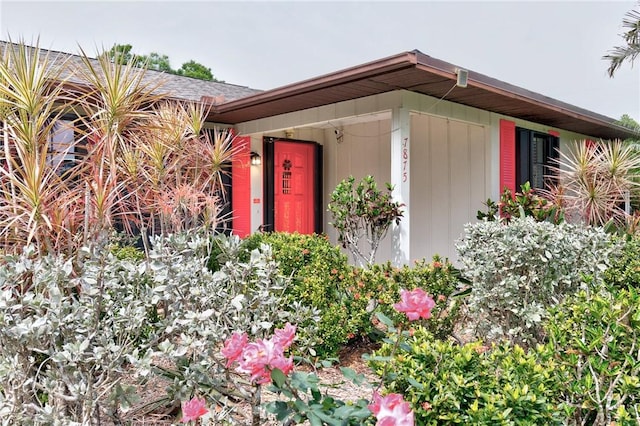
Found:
[410,114,488,262]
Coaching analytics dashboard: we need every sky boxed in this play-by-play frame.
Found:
[0,0,639,123]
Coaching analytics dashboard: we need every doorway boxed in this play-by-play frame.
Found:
[263,137,322,234]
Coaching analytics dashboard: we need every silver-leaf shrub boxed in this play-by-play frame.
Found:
[146,232,320,406]
[455,217,619,345]
[0,245,155,425]
[0,232,319,424]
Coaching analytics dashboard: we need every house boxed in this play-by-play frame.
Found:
[204,50,638,264]
[2,42,637,264]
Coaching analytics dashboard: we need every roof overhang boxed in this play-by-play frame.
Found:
[208,50,638,141]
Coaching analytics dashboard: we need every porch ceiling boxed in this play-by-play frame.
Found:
[209,50,637,141]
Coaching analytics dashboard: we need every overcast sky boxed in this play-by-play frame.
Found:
[1,0,638,123]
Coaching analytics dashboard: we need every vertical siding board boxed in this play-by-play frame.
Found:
[410,115,431,258]
[430,116,450,259]
[469,124,488,215]
[449,120,470,260]
[499,119,516,193]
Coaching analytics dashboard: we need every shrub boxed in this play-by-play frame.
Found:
[212,232,352,358]
[0,232,320,425]
[477,181,563,224]
[346,257,464,342]
[603,235,640,289]
[456,217,618,345]
[545,287,640,425]
[328,175,404,267]
[0,245,155,424]
[369,327,564,425]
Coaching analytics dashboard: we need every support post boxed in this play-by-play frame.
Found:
[390,107,411,266]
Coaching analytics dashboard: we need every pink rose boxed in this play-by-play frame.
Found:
[272,323,296,349]
[221,332,248,367]
[270,352,294,376]
[393,288,435,321]
[368,392,414,426]
[180,396,208,423]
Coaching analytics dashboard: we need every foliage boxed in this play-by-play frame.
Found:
[104,43,221,81]
[456,217,618,345]
[0,245,155,424]
[212,232,350,358]
[176,60,214,81]
[604,6,640,77]
[603,235,640,289]
[346,257,464,342]
[328,175,404,267]
[266,368,374,426]
[545,287,640,425]
[552,140,640,227]
[618,114,640,133]
[147,233,318,408]
[369,326,564,425]
[0,40,236,258]
[477,181,563,224]
[0,232,320,425]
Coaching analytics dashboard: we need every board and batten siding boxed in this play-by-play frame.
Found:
[410,113,489,261]
[329,119,393,264]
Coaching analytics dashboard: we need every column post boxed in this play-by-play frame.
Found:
[390,107,411,266]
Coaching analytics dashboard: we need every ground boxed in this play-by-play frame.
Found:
[121,339,380,425]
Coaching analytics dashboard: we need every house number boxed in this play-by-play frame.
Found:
[402,137,409,182]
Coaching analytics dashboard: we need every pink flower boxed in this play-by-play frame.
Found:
[368,392,414,426]
[272,323,296,349]
[270,352,294,376]
[237,339,276,383]
[221,332,248,367]
[393,288,435,321]
[180,396,208,423]
[231,327,298,384]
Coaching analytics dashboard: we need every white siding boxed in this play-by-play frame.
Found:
[410,114,489,261]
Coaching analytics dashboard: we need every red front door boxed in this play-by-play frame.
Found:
[274,141,315,234]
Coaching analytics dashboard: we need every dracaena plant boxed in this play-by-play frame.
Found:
[328,175,404,268]
[0,40,237,258]
[0,39,82,256]
[550,140,640,227]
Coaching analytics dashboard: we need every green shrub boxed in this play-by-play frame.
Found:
[603,235,640,289]
[477,181,563,224]
[328,175,404,267]
[369,327,563,425]
[346,256,464,341]
[545,287,640,425]
[212,232,353,358]
[456,217,618,346]
[109,244,145,261]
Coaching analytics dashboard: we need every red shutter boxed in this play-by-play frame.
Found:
[499,119,516,194]
[232,134,251,238]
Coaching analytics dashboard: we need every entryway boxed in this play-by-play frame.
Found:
[263,137,322,234]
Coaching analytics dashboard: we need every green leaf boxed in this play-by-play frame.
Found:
[271,367,287,388]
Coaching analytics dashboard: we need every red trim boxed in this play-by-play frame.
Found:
[548,130,560,137]
[232,135,252,238]
[499,119,516,194]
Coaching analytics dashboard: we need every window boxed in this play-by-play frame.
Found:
[47,119,77,175]
[515,127,559,190]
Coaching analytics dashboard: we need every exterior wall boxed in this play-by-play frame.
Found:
[235,89,605,265]
[409,113,490,262]
[328,119,393,264]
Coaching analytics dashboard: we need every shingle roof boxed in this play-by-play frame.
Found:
[0,40,262,103]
